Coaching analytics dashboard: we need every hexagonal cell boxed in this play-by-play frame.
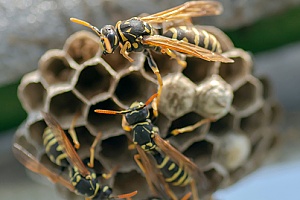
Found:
[113,170,151,199]
[210,114,235,135]
[87,99,123,138]
[231,80,261,115]
[114,71,157,106]
[183,57,218,84]
[218,49,252,89]
[39,50,75,85]
[158,73,196,120]
[99,134,135,170]
[21,82,46,111]
[269,102,282,126]
[183,140,214,167]
[258,76,274,100]
[49,91,85,127]
[240,107,267,137]
[195,75,233,119]
[217,132,251,171]
[153,112,172,138]
[101,52,132,72]
[28,120,47,148]
[64,31,99,65]
[167,112,209,151]
[203,163,228,193]
[143,50,181,78]
[75,64,113,100]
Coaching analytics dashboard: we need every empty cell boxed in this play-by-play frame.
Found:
[100,135,133,167]
[28,120,47,147]
[240,108,266,135]
[259,76,273,100]
[218,49,252,89]
[183,140,214,167]
[204,166,226,193]
[75,64,113,100]
[49,91,85,124]
[39,52,75,85]
[269,103,282,126]
[87,99,123,138]
[115,71,157,106]
[183,57,217,84]
[210,114,235,134]
[102,52,132,72]
[113,170,151,199]
[232,81,258,111]
[22,82,46,111]
[143,50,181,77]
[167,112,209,151]
[64,31,99,64]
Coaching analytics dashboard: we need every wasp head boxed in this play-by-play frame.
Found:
[99,25,119,55]
[125,102,149,125]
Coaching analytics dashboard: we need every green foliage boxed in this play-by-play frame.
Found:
[225,6,300,53]
[0,82,27,132]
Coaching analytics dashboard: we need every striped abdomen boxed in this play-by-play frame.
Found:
[43,127,69,167]
[163,26,222,53]
[152,150,191,187]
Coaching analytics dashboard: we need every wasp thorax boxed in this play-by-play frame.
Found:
[100,25,119,54]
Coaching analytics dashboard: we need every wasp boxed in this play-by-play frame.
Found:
[13,112,137,200]
[94,94,207,200]
[70,1,234,108]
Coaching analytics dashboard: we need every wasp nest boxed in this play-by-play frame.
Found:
[15,25,281,199]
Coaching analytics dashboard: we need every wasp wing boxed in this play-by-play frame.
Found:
[153,134,208,190]
[142,35,234,63]
[13,143,75,192]
[42,112,90,177]
[140,1,223,23]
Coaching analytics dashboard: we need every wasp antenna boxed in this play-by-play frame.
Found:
[144,93,158,106]
[94,109,132,115]
[70,17,101,37]
[116,190,138,199]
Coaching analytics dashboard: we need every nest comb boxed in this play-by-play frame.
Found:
[15,25,281,199]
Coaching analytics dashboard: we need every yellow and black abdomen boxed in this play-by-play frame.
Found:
[43,127,69,167]
[152,150,190,187]
[163,26,222,53]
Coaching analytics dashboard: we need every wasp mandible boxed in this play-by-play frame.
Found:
[70,1,234,108]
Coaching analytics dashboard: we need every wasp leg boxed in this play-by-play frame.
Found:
[143,49,163,117]
[102,165,119,180]
[119,42,134,62]
[85,198,92,200]
[88,131,102,168]
[68,112,81,149]
[162,48,187,68]
[170,118,212,137]
[181,191,192,200]
[134,154,158,197]
[190,179,199,200]
[122,116,132,132]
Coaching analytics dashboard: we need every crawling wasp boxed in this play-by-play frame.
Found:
[70,1,234,107]
[95,94,207,200]
[13,112,137,200]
